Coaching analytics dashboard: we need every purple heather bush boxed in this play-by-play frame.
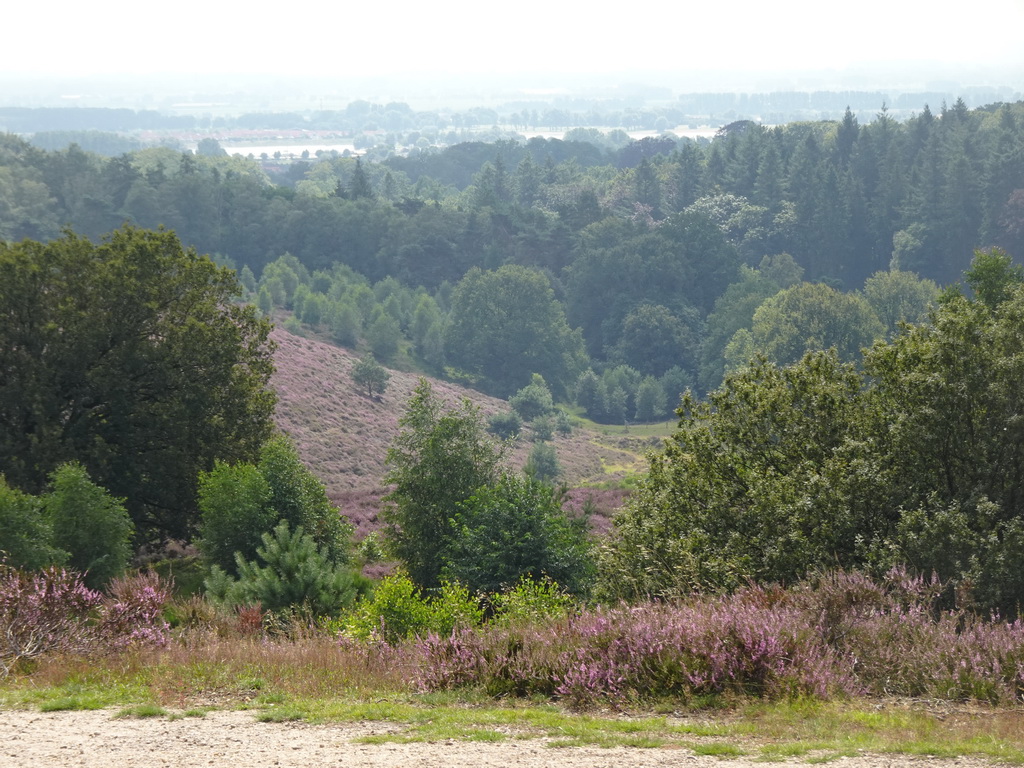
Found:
[96,571,172,650]
[794,569,1024,703]
[415,569,1024,707]
[0,566,170,676]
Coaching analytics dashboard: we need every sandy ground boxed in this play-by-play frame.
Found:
[0,708,998,768]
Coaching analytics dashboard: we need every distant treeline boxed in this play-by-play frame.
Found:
[1,98,1022,413]
[2,84,1019,138]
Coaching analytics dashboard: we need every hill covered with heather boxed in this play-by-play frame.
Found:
[268,327,645,538]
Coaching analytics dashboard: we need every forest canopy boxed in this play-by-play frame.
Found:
[3,99,1021,409]
[0,226,277,541]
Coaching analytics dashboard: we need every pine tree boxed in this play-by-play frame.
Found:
[209,522,362,616]
[348,158,374,200]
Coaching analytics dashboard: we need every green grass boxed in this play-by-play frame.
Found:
[581,419,676,438]
[255,705,307,722]
[733,699,1024,764]
[38,697,109,712]
[6,652,1024,762]
[167,707,211,720]
[1,676,151,712]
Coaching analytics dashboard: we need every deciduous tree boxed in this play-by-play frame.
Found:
[448,474,592,594]
[445,265,587,398]
[351,353,391,397]
[0,226,276,540]
[44,463,133,588]
[382,380,505,588]
[599,351,883,600]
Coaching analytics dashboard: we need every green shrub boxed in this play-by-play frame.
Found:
[0,476,66,570]
[489,576,576,627]
[524,442,560,482]
[509,375,554,421]
[345,573,483,643]
[198,436,352,579]
[197,461,275,576]
[487,410,522,439]
[425,580,484,636]
[357,532,384,564]
[447,474,592,595]
[554,409,574,435]
[45,463,133,589]
[205,523,365,618]
[345,572,432,643]
[259,436,352,565]
[530,415,554,443]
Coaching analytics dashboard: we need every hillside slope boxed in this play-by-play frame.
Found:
[269,327,648,536]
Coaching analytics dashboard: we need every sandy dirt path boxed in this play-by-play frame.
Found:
[0,708,997,768]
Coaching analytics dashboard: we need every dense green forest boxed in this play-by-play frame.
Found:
[3,98,1021,421]
[4,97,1024,624]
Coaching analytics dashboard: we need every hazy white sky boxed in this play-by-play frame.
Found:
[5,0,1024,81]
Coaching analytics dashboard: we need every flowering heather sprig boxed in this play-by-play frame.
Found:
[415,627,486,691]
[555,646,627,707]
[0,566,102,676]
[0,566,172,676]
[96,571,172,650]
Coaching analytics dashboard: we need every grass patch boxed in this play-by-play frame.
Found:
[255,705,307,722]
[734,700,1024,764]
[39,697,108,712]
[458,727,508,742]
[167,707,211,720]
[2,673,150,712]
[115,704,168,718]
[6,645,1024,763]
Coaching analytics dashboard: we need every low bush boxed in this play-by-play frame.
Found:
[417,595,846,705]
[416,569,1024,708]
[486,410,522,439]
[345,573,482,644]
[0,566,170,677]
[488,576,576,627]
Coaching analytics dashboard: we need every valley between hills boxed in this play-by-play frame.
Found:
[269,327,648,540]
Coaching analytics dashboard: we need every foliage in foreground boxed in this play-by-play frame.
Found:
[343,573,484,644]
[600,249,1024,615]
[416,569,1024,708]
[0,566,170,677]
[7,567,1024,715]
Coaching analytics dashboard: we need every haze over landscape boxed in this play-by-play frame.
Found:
[4,0,1023,110]
[9,0,1024,753]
